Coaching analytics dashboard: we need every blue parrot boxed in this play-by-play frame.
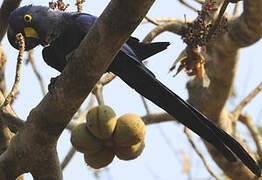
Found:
[7,5,261,176]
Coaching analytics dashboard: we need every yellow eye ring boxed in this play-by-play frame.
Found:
[24,14,32,23]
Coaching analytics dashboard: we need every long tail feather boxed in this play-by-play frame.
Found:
[109,53,261,177]
[187,103,261,176]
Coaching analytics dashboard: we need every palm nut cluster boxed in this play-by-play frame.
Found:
[71,105,146,169]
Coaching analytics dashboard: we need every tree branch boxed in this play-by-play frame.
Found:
[0,90,22,133]
[100,72,116,86]
[184,127,221,180]
[142,113,175,125]
[61,147,76,170]
[0,110,24,133]
[0,33,24,164]
[2,33,24,108]
[233,81,262,116]
[143,21,186,42]
[178,0,199,12]
[186,0,261,179]
[0,0,156,179]
[216,0,262,51]
[232,81,262,132]
[144,16,160,26]
[142,17,187,24]
[0,44,7,97]
[233,1,241,17]
[26,50,47,96]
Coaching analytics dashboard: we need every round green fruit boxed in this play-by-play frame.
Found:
[84,148,115,169]
[115,141,145,160]
[113,113,146,147]
[71,123,103,153]
[86,105,117,140]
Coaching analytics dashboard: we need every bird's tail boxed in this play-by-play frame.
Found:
[110,53,261,177]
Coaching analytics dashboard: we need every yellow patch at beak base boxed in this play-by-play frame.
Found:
[24,27,39,39]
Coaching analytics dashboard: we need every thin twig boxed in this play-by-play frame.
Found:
[76,0,85,13]
[142,112,175,125]
[178,0,199,12]
[92,73,116,105]
[181,150,190,173]
[100,72,116,86]
[70,112,174,129]
[66,94,96,131]
[61,147,76,170]
[143,21,186,42]
[2,33,24,107]
[0,44,7,97]
[232,81,262,133]
[0,33,23,166]
[76,95,96,124]
[233,1,241,17]
[184,127,221,180]
[239,113,262,160]
[26,50,47,96]
[141,96,151,114]
[194,0,205,4]
[233,81,262,116]
[144,16,161,26]
[92,83,104,105]
[142,18,186,24]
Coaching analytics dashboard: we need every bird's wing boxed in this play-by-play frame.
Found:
[126,37,170,60]
[75,13,97,33]
[42,46,67,72]
[75,14,170,63]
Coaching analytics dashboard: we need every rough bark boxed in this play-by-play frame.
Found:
[187,0,262,179]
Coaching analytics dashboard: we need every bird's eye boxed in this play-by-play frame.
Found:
[24,14,32,23]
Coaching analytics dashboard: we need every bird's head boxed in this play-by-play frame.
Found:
[8,5,59,51]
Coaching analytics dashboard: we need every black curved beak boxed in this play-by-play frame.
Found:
[7,26,40,51]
